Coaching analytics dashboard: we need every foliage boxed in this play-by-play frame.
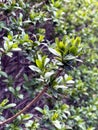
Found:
[0,0,98,129]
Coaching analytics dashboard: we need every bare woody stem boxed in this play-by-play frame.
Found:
[0,69,62,126]
[0,86,48,126]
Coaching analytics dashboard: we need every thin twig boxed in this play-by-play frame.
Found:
[0,86,48,126]
[0,69,62,126]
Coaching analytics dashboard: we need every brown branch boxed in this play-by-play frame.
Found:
[0,69,62,126]
[0,86,48,126]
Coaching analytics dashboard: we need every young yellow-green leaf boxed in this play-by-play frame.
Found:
[51,0,55,4]
[36,59,43,70]
[51,113,59,120]
[59,41,65,51]
[0,99,9,107]
[69,46,77,55]
[30,10,37,20]
[73,37,81,47]
[55,37,59,45]
[87,127,95,130]
[39,35,44,42]
[8,34,13,40]
[24,34,29,41]
[12,43,18,48]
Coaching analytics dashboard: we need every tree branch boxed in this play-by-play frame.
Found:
[0,69,62,126]
[0,86,48,126]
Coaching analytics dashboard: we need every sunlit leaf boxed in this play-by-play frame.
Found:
[29,65,41,73]
[48,47,61,57]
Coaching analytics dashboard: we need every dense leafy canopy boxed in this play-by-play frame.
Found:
[0,0,98,129]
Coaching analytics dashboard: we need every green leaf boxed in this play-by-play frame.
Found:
[6,52,13,57]
[24,34,29,41]
[87,127,95,130]
[69,46,77,55]
[48,47,61,57]
[3,41,9,51]
[55,85,67,89]
[16,86,21,91]
[64,55,76,61]
[22,114,33,121]
[0,99,9,107]
[18,94,24,99]
[66,80,74,84]
[29,65,41,73]
[58,41,65,51]
[0,71,8,78]
[8,34,13,40]
[44,58,50,66]
[73,37,81,46]
[12,43,18,48]
[35,107,43,114]
[11,48,21,51]
[8,87,15,94]
[36,59,42,69]
[4,103,16,109]
[51,113,59,120]
[45,71,54,79]
[25,120,34,128]
[39,35,44,42]
[52,120,62,129]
